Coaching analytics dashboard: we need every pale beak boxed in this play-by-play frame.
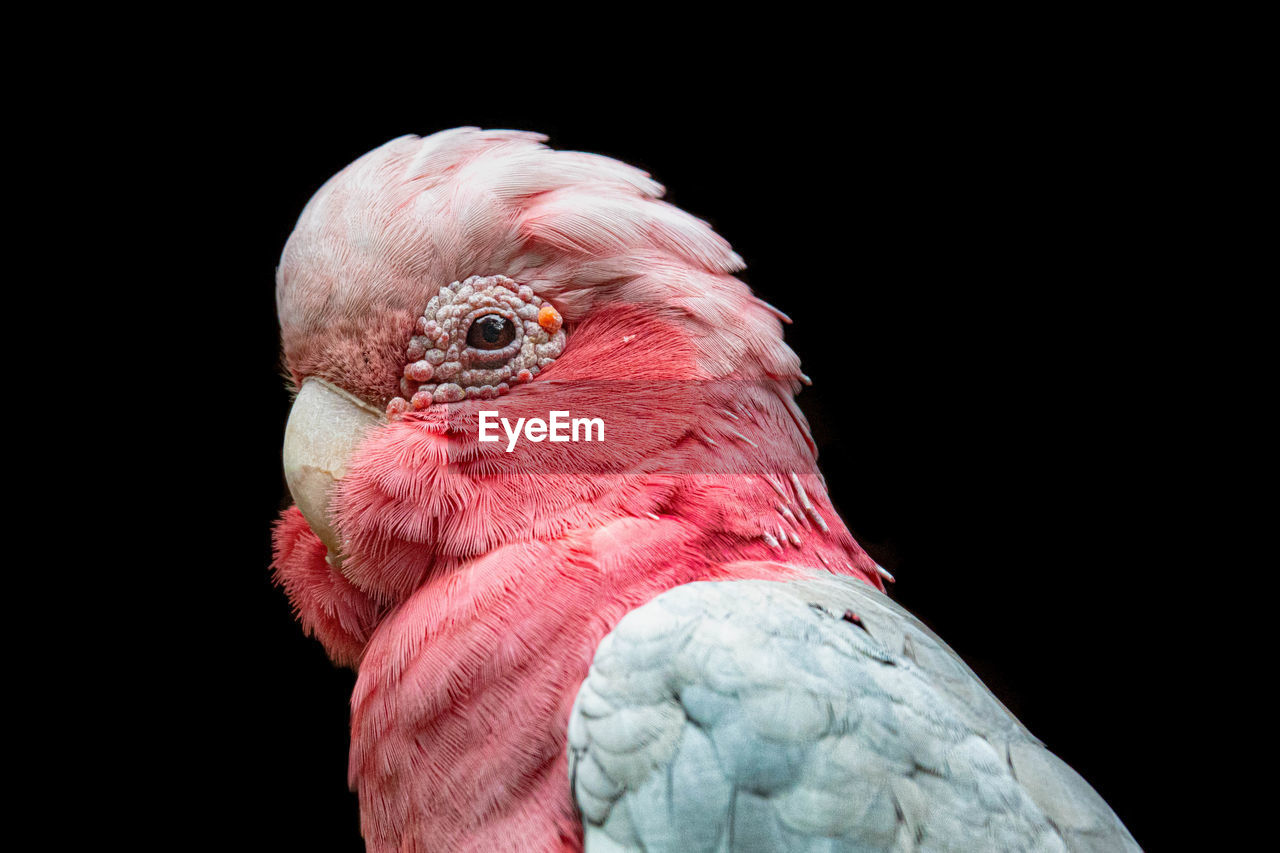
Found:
[282,378,386,559]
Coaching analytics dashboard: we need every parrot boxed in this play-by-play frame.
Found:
[272,127,1138,852]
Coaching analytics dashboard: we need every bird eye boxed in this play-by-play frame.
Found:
[391,275,567,412]
[467,314,516,350]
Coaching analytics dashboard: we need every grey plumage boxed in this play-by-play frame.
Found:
[568,573,1137,852]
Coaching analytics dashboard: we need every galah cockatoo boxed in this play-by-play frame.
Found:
[273,128,1137,852]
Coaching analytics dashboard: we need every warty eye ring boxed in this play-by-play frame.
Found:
[387,274,567,414]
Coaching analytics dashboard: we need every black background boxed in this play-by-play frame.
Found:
[169,85,1192,851]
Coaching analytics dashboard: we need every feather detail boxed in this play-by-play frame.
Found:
[274,128,893,852]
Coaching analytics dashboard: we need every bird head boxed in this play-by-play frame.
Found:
[277,129,859,617]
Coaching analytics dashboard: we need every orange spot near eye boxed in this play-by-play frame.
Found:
[538,305,563,334]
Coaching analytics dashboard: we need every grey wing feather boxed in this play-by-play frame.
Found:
[567,573,1138,852]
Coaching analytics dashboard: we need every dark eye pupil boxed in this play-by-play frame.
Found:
[468,315,515,349]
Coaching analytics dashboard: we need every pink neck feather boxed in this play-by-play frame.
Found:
[321,378,877,849]
[273,388,879,851]
[346,482,876,852]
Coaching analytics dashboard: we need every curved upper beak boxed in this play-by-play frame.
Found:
[282,378,386,559]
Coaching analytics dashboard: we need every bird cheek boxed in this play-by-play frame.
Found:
[282,377,387,560]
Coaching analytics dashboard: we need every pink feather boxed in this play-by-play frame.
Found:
[273,128,880,851]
